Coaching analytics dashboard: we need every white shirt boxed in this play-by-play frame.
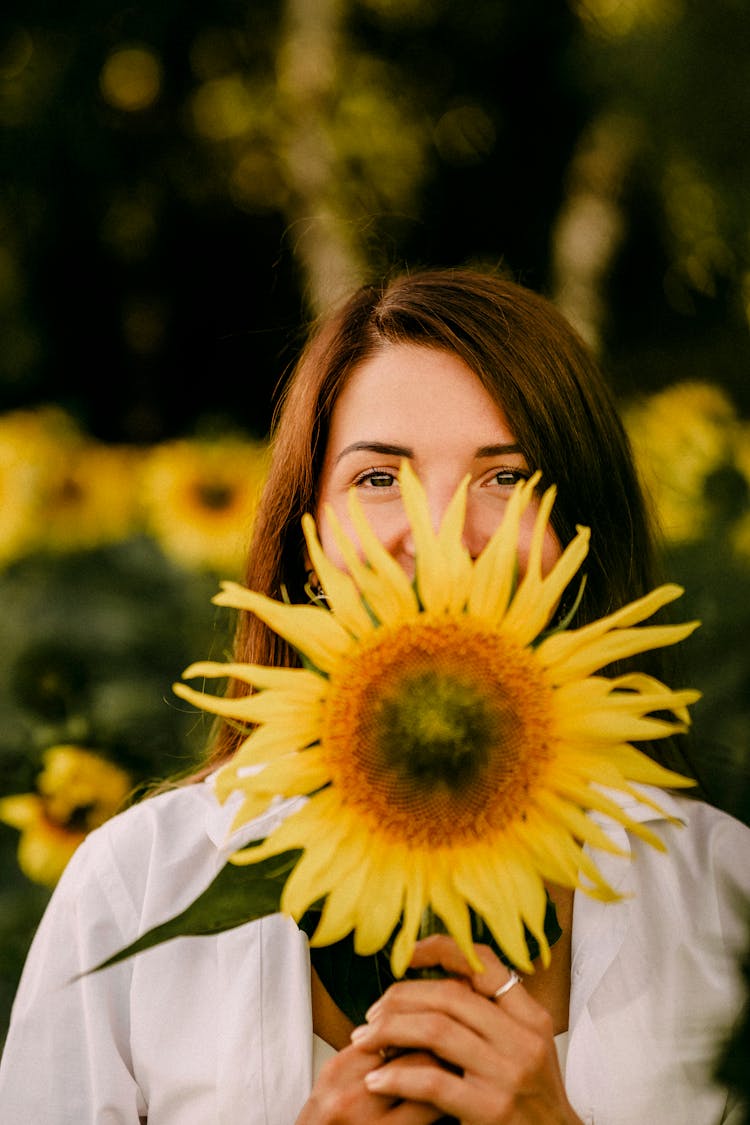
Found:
[0,780,748,1124]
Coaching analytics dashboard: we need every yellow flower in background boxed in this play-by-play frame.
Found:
[0,406,143,562]
[174,463,698,978]
[0,406,80,568]
[35,440,143,553]
[140,438,270,575]
[729,422,750,561]
[623,381,738,543]
[0,746,132,887]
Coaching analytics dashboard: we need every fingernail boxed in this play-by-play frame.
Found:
[364,998,383,1022]
[364,1068,388,1090]
[350,1024,371,1043]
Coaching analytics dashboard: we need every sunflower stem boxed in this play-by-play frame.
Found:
[417,906,449,979]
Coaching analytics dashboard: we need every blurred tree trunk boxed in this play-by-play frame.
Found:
[550,110,642,355]
[277,0,368,316]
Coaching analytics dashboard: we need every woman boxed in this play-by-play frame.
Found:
[1,268,748,1124]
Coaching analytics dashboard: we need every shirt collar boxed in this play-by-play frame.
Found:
[590,782,689,828]
[202,772,307,855]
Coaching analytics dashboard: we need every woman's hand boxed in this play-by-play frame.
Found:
[346,934,584,1125]
[295,1034,444,1124]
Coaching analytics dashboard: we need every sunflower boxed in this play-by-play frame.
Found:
[174,463,698,978]
[623,381,738,544]
[140,437,270,575]
[0,746,132,887]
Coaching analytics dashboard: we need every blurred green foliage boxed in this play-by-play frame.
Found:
[0,535,232,1037]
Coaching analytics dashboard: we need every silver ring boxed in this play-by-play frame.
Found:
[493,970,522,999]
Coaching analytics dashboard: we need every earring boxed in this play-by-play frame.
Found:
[305,570,326,602]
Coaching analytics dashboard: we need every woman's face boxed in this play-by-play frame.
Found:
[315,343,561,579]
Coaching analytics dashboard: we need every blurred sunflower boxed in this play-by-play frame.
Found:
[0,406,79,568]
[140,437,270,575]
[728,422,750,561]
[0,745,132,887]
[175,463,698,978]
[35,440,143,554]
[623,381,739,543]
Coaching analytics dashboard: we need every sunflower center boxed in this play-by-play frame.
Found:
[376,670,497,787]
[323,617,553,847]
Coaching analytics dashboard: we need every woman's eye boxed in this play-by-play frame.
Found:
[355,468,397,489]
[491,468,529,488]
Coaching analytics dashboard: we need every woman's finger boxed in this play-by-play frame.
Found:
[409,933,518,992]
[407,934,537,1022]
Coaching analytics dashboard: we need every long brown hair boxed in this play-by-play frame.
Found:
[195,266,693,778]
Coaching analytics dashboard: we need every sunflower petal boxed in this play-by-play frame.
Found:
[400,460,472,614]
[182,660,325,696]
[537,584,689,668]
[391,858,427,978]
[609,672,701,724]
[302,513,376,638]
[347,487,419,618]
[323,502,418,625]
[453,846,535,973]
[231,721,322,766]
[540,621,700,683]
[234,752,329,801]
[213,582,352,672]
[501,485,558,642]
[352,847,404,956]
[428,852,480,970]
[468,473,539,622]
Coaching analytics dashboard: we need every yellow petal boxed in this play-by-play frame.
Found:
[302,513,376,638]
[502,856,552,968]
[309,862,367,947]
[229,798,324,865]
[231,721,322,766]
[549,773,669,850]
[539,621,700,683]
[532,790,628,856]
[229,791,278,829]
[468,473,539,622]
[234,753,329,801]
[304,822,374,943]
[453,846,534,973]
[279,816,349,916]
[530,525,591,633]
[509,814,592,892]
[427,852,480,970]
[172,682,323,742]
[213,582,352,672]
[498,486,555,635]
[324,502,418,626]
[555,677,700,719]
[0,794,43,830]
[537,584,688,668]
[556,707,688,743]
[400,460,472,614]
[608,672,701,724]
[347,488,419,619]
[183,660,326,697]
[391,858,427,978]
[352,846,405,956]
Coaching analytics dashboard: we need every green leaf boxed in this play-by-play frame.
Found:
[77,848,302,978]
[79,845,562,1030]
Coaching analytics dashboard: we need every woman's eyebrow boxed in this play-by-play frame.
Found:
[475,443,524,458]
[334,441,414,464]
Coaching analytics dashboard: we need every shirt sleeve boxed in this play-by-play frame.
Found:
[0,825,147,1123]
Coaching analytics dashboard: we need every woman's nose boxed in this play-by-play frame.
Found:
[398,486,483,561]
